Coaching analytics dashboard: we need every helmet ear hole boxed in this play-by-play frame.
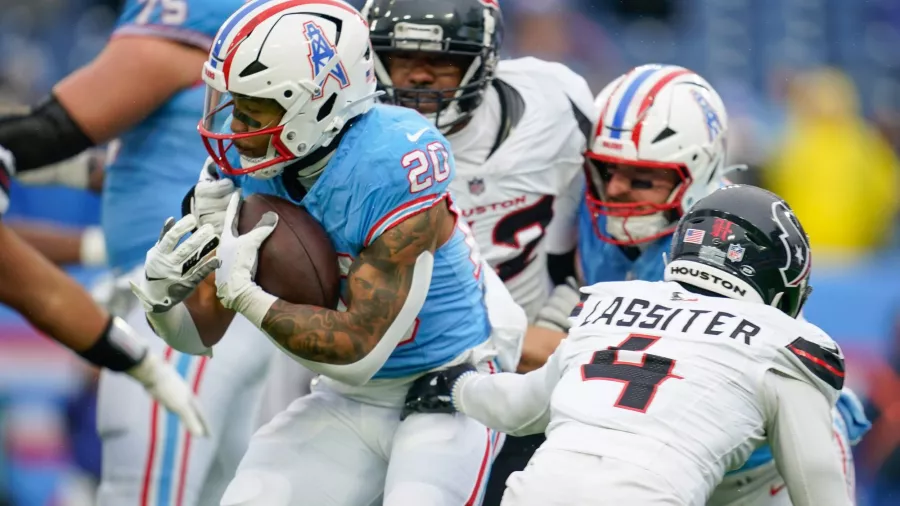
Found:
[317,93,338,122]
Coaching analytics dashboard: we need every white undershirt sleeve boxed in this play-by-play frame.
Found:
[763,370,852,506]
[454,342,565,436]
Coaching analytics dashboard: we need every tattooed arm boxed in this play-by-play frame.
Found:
[261,200,453,372]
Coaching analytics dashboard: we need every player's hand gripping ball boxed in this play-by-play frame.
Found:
[214,192,341,327]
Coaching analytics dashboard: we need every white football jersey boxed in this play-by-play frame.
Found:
[447,57,595,320]
[541,280,843,503]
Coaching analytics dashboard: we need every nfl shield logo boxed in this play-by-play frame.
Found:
[468,178,485,195]
[727,244,745,262]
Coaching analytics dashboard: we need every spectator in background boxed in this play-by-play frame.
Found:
[764,68,899,259]
[505,0,571,60]
[858,305,900,506]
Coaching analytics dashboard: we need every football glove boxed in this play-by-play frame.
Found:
[401,363,477,420]
[190,178,236,236]
[214,191,278,327]
[127,350,210,437]
[534,277,581,332]
[130,215,220,313]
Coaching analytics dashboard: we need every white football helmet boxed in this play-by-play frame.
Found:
[585,64,729,245]
[199,0,378,179]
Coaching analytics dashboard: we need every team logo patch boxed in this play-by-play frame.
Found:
[711,217,734,241]
[670,292,698,302]
[727,243,746,262]
[689,89,723,142]
[683,228,705,244]
[771,201,811,287]
[304,20,350,99]
[468,178,485,195]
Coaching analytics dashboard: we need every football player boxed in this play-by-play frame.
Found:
[133,1,526,504]
[363,0,594,499]
[0,147,206,442]
[537,64,870,505]
[0,0,276,504]
[404,185,853,506]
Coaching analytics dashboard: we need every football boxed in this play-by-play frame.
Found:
[237,193,341,309]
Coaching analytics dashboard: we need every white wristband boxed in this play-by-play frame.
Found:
[80,226,107,266]
[234,288,279,329]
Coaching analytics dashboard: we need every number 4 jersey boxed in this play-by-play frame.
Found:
[452,280,845,504]
[447,57,595,320]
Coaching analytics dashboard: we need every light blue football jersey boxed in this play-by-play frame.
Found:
[577,198,670,283]
[224,104,492,378]
[102,0,244,272]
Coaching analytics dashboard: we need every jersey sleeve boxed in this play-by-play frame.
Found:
[353,122,453,248]
[112,0,240,50]
[763,371,853,506]
[454,340,566,437]
[771,328,844,407]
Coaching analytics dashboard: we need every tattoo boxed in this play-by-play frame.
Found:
[261,201,447,364]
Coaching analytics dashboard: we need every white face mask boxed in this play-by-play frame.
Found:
[606,212,671,244]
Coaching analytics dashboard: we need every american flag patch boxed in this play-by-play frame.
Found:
[683,229,705,244]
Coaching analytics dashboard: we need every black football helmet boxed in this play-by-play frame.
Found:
[663,185,813,318]
[362,0,503,131]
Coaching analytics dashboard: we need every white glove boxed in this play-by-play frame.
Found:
[215,191,279,327]
[130,215,220,313]
[191,178,236,236]
[80,225,107,266]
[534,277,581,332]
[126,351,209,437]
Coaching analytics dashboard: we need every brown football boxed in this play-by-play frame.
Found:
[237,193,340,309]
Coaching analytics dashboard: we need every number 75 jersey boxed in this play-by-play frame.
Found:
[544,280,843,492]
[227,104,491,380]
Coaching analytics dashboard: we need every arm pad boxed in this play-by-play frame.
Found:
[0,94,94,172]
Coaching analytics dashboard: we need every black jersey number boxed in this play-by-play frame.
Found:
[492,195,555,281]
[581,333,682,413]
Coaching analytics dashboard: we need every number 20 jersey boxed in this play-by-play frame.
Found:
[223,104,491,379]
[545,280,844,504]
[448,57,595,320]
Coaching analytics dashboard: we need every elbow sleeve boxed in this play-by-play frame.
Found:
[0,94,94,172]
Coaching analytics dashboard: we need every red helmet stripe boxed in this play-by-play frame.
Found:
[629,68,693,148]
[221,0,363,86]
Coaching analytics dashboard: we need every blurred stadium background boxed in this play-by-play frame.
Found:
[0,0,898,504]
